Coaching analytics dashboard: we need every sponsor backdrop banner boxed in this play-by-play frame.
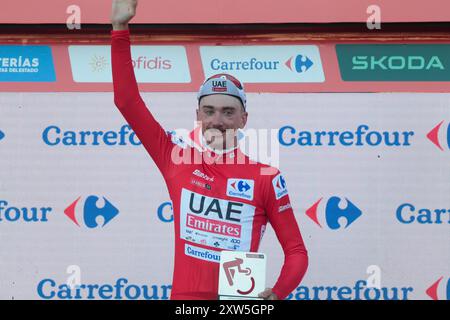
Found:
[336,44,450,81]
[199,45,325,83]
[68,45,191,83]
[0,46,56,83]
[2,42,450,93]
[0,92,448,300]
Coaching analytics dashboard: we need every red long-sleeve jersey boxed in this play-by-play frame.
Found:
[111,30,308,300]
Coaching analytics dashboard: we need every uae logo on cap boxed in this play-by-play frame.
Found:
[212,80,227,92]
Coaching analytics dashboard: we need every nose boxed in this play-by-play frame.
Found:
[209,112,225,129]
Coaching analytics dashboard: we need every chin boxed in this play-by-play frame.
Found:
[207,143,223,151]
[206,138,225,151]
[203,130,237,151]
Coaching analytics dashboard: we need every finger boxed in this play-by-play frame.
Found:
[268,292,279,300]
[258,289,271,298]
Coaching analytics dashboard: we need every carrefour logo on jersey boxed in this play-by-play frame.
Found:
[68,45,190,83]
[200,45,324,83]
[279,124,414,147]
[272,174,288,200]
[64,195,119,228]
[185,244,221,263]
[306,196,363,230]
[42,125,141,146]
[226,179,254,201]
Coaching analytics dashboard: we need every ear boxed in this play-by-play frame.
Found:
[240,111,248,129]
[196,108,199,120]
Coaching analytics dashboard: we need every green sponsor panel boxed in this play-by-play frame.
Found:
[336,44,450,81]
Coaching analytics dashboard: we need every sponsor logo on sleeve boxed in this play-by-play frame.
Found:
[278,203,292,213]
[272,174,288,200]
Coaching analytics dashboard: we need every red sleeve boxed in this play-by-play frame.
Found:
[111,29,175,177]
[264,171,309,300]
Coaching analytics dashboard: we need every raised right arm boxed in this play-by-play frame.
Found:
[111,0,175,176]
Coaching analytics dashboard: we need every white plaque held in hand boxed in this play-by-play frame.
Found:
[218,251,267,300]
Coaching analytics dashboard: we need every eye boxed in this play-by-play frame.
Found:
[204,110,214,116]
[224,110,234,116]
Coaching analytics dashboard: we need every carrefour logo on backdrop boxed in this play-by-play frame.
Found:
[396,203,450,225]
[285,55,314,73]
[426,277,450,300]
[42,125,141,146]
[37,278,172,300]
[200,45,324,83]
[306,196,363,230]
[279,124,414,147]
[64,195,119,228]
[0,200,52,223]
[0,129,5,141]
[286,280,413,300]
[426,120,450,151]
[157,201,173,223]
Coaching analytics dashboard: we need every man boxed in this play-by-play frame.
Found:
[110,0,308,300]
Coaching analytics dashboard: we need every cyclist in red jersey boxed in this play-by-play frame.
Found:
[111,0,308,300]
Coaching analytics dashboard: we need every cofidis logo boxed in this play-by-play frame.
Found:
[64,195,119,228]
[0,46,56,82]
[306,196,363,230]
[69,45,190,83]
